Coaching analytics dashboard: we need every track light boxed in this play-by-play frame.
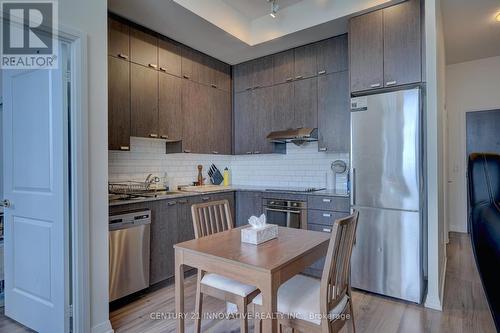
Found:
[269,0,279,18]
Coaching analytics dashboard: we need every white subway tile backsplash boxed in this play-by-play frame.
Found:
[108,137,349,190]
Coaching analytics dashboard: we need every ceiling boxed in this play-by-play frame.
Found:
[108,0,398,65]
[441,0,500,65]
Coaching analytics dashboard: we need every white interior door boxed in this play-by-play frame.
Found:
[2,41,69,333]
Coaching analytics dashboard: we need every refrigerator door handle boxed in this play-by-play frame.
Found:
[351,168,356,206]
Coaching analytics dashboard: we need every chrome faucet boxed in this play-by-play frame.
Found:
[144,174,160,189]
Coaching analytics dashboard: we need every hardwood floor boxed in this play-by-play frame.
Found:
[0,233,496,332]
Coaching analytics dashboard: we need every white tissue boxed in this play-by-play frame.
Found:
[248,214,267,228]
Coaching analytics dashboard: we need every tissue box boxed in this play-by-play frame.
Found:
[241,224,278,245]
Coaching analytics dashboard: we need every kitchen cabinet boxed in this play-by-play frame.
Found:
[272,83,295,131]
[108,17,129,60]
[210,89,232,155]
[233,61,250,93]
[176,197,197,243]
[234,91,254,155]
[181,45,201,82]
[130,26,158,68]
[233,56,273,92]
[158,37,182,77]
[108,56,131,151]
[131,63,159,138]
[294,44,317,80]
[214,60,231,92]
[293,77,318,129]
[236,191,263,227]
[317,71,350,153]
[349,10,384,93]
[159,72,182,141]
[254,87,274,154]
[273,50,295,85]
[383,0,421,87]
[316,35,348,75]
[181,80,210,153]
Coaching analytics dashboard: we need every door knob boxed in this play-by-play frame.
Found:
[1,199,11,208]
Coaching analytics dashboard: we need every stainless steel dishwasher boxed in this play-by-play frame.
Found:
[109,209,151,302]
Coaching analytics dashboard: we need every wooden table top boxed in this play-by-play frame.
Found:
[174,226,331,273]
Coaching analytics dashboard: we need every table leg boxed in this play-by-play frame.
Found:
[261,273,279,333]
[175,250,185,333]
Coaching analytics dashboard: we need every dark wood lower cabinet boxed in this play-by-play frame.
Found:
[235,191,262,227]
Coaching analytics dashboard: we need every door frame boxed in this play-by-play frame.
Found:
[57,24,90,333]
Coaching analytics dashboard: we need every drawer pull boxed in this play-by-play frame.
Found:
[386,80,397,86]
[318,70,326,75]
[159,67,167,72]
[168,201,177,206]
[295,75,303,80]
[202,196,210,201]
[322,198,332,203]
[160,135,168,139]
[246,151,252,154]
[322,213,331,218]
[178,199,188,204]
[254,151,261,154]
[319,147,327,152]
[322,228,332,233]
[212,151,219,154]
[211,84,217,88]
[286,77,293,82]
[148,63,158,69]
[119,146,130,151]
[183,74,190,79]
[183,149,191,153]
[118,53,129,60]
[149,133,158,138]
[370,83,381,88]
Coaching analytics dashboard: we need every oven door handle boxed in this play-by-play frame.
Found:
[265,208,301,214]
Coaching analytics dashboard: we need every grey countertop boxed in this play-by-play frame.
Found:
[109,185,349,207]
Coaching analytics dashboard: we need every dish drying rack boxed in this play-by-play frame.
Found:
[108,181,153,196]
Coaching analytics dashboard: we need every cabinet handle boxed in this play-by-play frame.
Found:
[286,77,293,82]
[295,75,303,80]
[318,70,326,75]
[202,196,210,201]
[160,135,168,139]
[246,87,252,91]
[322,198,332,203]
[246,151,252,154]
[184,149,191,153]
[253,85,260,89]
[386,80,397,86]
[119,146,130,151]
[370,83,381,88]
[319,147,327,152]
[168,201,177,206]
[159,67,167,72]
[178,199,188,204]
[148,63,158,69]
[118,53,129,60]
[211,84,217,88]
[183,74,190,79]
[149,133,158,138]
[322,213,332,217]
[322,228,332,233]
[212,151,219,154]
[254,151,261,154]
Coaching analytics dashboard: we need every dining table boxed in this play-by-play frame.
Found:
[174,225,331,333]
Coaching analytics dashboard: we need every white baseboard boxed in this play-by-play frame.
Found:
[424,255,447,311]
[91,320,114,333]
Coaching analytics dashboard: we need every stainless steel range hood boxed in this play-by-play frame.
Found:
[266,128,318,146]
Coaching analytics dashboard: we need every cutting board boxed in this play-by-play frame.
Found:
[181,185,227,193]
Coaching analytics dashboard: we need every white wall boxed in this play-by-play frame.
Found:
[59,1,111,333]
[109,137,349,191]
[446,56,500,233]
[424,0,447,311]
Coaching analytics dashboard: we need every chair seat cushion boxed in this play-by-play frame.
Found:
[201,273,257,297]
[252,274,349,325]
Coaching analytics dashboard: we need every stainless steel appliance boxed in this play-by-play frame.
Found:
[109,209,151,302]
[263,198,307,229]
[267,128,318,146]
[350,88,425,303]
[265,187,325,193]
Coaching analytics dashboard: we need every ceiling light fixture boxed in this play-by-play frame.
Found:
[496,12,500,22]
[268,0,279,18]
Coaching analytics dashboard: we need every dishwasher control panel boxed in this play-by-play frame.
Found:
[109,209,151,230]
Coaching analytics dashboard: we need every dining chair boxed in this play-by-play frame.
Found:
[253,210,359,333]
[191,199,260,333]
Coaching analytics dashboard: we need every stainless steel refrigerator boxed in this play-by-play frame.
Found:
[350,88,425,303]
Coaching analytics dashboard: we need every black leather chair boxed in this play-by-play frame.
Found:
[468,153,500,331]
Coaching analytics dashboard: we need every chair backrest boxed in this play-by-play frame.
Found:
[320,210,359,316]
[191,199,234,239]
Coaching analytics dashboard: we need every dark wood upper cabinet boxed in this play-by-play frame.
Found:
[294,44,317,80]
[108,56,130,151]
[318,71,350,153]
[181,45,202,82]
[253,87,274,154]
[252,56,274,89]
[108,18,129,60]
[273,50,295,85]
[214,60,231,92]
[131,63,159,138]
[182,81,211,153]
[316,35,348,75]
[383,0,421,87]
[293,77,318,129]
[233,61,250,93]
[210,89,232,155]
[158,37,182,77]
[159,73,182,141]
[130,27,158,68]
[349,10,384,93]
[272,83,295,131]
[234,91,255,155]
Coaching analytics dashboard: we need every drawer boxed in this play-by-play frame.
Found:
[308,222,335,234]
[308,210,349,226]
[308,195,349,211]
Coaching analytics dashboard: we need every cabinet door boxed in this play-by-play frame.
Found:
[349,10,384,92]
[108,17,129,60]
[210,89,232,155]
[177,198,197,243]
[214,60,231,92]
[252,56,274,89]
[316,35,348,75]
[233,91,255,155]
[272,83,295,131]
[199,56,216,87]
[131,63,159,138]
[182,80,210,153]
[158,37,182,77]
[273,50,295,85]
[108,56,130,151]
[236,191,263,227]
[318,71,350,153]
[159,73,182,140]
[293,77,318,129]
[294,44,317,80]
[383,0,421,87]
[233,62,251,93]
[149,200,178,284]
[254,87,274,154]
[130,27,158,68]
[181,46,201,82]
